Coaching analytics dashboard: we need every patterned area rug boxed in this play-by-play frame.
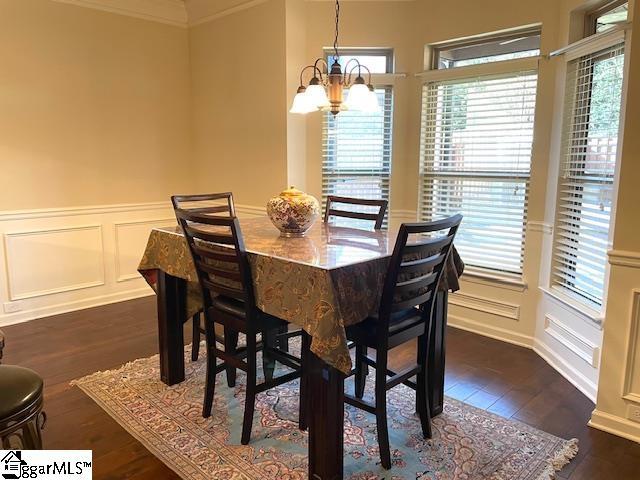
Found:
[72,344,577,479]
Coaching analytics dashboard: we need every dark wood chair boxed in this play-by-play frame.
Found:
[324,195,388,229]
[171,193,235,362]
[330,215,461,469]
[323,196,388,367]
[174,209,302,445]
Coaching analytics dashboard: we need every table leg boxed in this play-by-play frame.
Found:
[307,350,344,480]
[428,290,448,417]
[157,270,186,386]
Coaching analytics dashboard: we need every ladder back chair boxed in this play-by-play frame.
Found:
[174,209,302,445]
[343,214,461,469]
[324,196,388,229]
[171,193,235,363]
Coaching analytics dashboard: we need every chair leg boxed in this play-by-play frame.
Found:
[262,328,276,382]
[277,323,290,353]
[354,344,367,399]
[241,335,257,445]
[224,327,238,388]
[416,334,433,439]
[202,320,217,418]
[22,415,43,449]
[375,351,392,470]
[191,312,201,362]
[298,331,310,431]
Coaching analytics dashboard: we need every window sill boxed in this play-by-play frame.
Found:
[461,268,527,292]
[539,286,604,327]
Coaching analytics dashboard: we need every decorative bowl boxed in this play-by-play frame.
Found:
[266,186,320,237]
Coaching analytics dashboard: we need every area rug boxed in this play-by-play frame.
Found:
[71,343,577,480]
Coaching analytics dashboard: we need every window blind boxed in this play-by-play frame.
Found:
[552,42,625,306]
[419,71,538,274]
[322,87,393,222]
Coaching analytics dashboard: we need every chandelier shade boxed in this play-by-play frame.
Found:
[289,0,379,116]
[345,82,372,110]
[306,83,331,108]
[289,87,317,114]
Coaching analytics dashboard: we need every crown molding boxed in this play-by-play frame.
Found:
[187,0,269,27]
[51,0,188,27]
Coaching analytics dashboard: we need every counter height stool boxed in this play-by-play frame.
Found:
[0,365,46,449]
[175,209,302,444]
[301,215,462,469]
[171,193,236,364]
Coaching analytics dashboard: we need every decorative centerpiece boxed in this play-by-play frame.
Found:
[266,186,320,237]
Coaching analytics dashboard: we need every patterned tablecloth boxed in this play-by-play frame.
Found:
[138,217,463,374]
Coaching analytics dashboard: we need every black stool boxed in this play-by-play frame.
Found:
[0,365,46,449]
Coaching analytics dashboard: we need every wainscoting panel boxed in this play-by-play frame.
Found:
[4,225,105,300]
[449,291,520,320]
[0,202,175,326]
[114,218,176,282]
[0,202,281,326]
[623,290,640,404]
[534,293,604,402]
[544,314,600,368]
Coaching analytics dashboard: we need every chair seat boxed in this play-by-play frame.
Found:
[346,307,426,347]
[0,365,43,419]
[213,296,287,331]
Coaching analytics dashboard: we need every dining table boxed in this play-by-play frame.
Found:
[138,215,463,480]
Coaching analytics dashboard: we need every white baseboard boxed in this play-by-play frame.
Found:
[533,338,597,402]
[447,313,599,402]
[0,287,154,328]
[589,409,640,443]
[447,314,534,349]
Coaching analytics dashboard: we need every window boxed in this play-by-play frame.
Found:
[322,50,394,223]
[552,41,625,307]
[419,72,537,274]
[433,30,540,69]
[420,32,539,275]
[586,1,629,36]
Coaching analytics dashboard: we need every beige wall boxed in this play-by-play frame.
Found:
[189,0,288,207]
[0,0,192,210]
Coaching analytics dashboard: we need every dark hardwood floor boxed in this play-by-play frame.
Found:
[2,297,639,479]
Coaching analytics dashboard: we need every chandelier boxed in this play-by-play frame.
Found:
[289,0,380,116]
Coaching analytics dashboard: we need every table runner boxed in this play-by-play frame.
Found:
[138,218,463,374]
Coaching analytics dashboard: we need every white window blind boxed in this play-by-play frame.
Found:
[419,71,538,274]
[552,41,625,306]
[322,87,393,219]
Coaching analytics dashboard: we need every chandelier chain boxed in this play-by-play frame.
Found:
[333,0,340,59]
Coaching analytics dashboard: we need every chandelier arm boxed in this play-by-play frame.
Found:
[299,65,322,86]
[343,59,362,86]
[358,64,373,85]
[347,64,374,85]
[313,58,329,83]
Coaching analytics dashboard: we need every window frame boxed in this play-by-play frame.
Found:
[430,27,541,71]
[584,0,628,37]
[420,30,542,278]
[418,68,538,276]
[325,48,394,75]
[549,34,627,311]
[320,48,395,220]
